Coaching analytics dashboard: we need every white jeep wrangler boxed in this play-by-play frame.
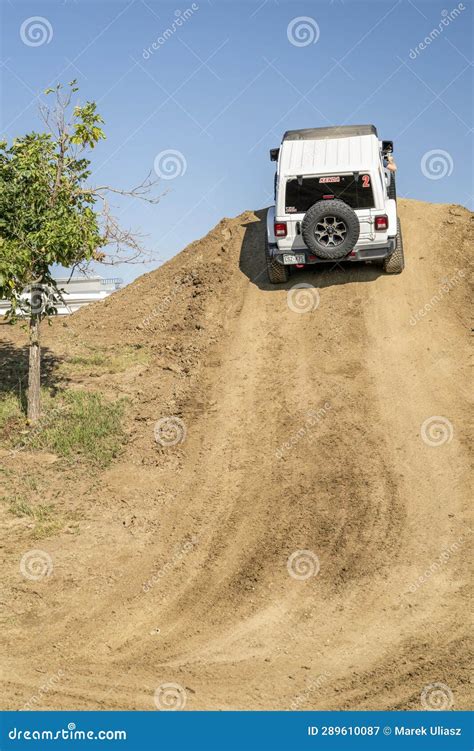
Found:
[266,124,404,283]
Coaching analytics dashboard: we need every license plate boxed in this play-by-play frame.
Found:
[282,253,305,265]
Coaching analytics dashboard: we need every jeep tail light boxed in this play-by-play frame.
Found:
[274,222,287,237]
[375,215,388,231]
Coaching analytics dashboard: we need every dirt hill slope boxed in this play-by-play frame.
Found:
[0,199,472,711]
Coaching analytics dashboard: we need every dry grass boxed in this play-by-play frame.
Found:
[1,389,127,466]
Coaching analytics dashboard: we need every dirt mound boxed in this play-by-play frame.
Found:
[0,199,472,711]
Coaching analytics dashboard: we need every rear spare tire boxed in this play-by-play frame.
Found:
[301,199,360,260]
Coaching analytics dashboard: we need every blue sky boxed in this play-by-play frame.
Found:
[0,0,472,284]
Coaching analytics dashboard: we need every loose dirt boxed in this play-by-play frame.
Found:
[0,199,472,710]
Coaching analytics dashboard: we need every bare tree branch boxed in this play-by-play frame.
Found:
[76,171,166,205]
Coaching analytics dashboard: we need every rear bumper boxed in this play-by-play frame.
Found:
[268,239,396,264]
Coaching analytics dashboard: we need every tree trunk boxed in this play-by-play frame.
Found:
[27,317,41,423]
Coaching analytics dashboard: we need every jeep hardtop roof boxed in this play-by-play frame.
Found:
[283,124,377,141]
[278,125,381,178]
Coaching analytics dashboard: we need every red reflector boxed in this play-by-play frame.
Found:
[375,215,388,230]
[274,222,287,237]
[322,194,335,199]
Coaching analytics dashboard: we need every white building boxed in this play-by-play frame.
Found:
[0,276,122,316]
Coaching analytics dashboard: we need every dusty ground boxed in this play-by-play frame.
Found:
[0,199,472,711]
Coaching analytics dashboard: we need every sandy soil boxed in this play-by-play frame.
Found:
[0,199,472,711]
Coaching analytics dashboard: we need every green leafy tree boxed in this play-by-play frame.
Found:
[0,82,159,421]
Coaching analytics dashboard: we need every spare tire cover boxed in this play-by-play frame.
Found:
[301,199,360,260]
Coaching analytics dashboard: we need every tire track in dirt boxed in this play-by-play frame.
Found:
[0,200,471,710]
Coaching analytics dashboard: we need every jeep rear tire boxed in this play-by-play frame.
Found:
[265,239,289,284]
[383,219,404,274]
[301,199,360,260]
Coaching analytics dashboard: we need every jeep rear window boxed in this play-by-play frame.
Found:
[285,174,374,213]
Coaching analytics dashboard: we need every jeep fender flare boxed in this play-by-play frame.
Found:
[386,198,397,237]
[266,205,277,244]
